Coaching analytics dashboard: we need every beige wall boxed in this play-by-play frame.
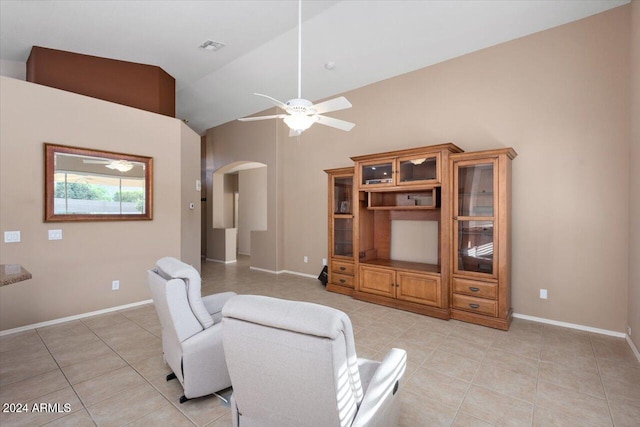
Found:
[0,77,200,331]
[206,117,284,272]
[210,228,237,263]
[629,0,640,347]
[238,167,267,255]
[210,6,632,332]
[180,122,202,271]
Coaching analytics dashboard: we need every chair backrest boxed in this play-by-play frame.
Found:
[222,295,364,427]
[148,267,204,382]
[156,257,214,329]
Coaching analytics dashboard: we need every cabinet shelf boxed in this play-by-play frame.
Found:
[459,230,492,236]
[359,258,440,275]
[367,188,440,210]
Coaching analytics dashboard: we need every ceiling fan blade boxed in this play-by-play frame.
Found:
[289,128,302,137]
[238,114,287,122]
[315,115,355,132]
[254,93,288,110]
[312,97,352,114]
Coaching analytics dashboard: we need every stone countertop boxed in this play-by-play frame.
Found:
[0,264,32,287]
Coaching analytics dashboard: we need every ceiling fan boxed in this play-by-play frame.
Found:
[83,159,134,173]
[238,0,355,137]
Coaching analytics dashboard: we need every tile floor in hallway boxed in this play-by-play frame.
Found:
[1,256,639,426]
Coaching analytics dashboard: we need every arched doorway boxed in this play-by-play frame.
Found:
[205,161,267,265]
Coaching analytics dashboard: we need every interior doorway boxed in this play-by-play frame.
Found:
[206,161,267,265]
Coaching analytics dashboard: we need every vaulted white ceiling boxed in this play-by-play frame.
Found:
[0,0,628,134]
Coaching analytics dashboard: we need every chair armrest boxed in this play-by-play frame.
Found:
[181,322,222,354]
[202,292,237,323]
[352,348,407,427]
[181,322,232,397]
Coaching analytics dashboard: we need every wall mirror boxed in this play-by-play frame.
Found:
[44,143,153,222]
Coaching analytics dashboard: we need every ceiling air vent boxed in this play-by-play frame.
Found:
[199,40,225,51]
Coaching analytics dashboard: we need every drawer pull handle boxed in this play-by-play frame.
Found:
[339,279,346,283]
[469,287,480,292]
[340,267,346,271]
[469,303,480,309]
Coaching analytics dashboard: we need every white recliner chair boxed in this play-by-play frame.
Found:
[222,295,407,427]
[148,257,236,403]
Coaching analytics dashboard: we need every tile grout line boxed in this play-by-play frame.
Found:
[105,313,200,427]
[531,329,544,427]
[589,333,616,427]
[79,316,198,427]
[34,327,92,426]
[448,331,490,426]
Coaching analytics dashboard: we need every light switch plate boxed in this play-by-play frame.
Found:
[196,179,202,191]
[4,231,21,243]
[48,229,62,240]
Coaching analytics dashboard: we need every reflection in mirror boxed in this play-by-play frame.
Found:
[45,144,153,221]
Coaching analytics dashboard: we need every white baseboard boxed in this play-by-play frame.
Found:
[249,267,317,279]
[512,313,626,338]
[205,258,237,264]
[627,335,640,363]
[237,251,250,256]
[0,299,153,337]
[282,270,317,279]
[249,266,284,274]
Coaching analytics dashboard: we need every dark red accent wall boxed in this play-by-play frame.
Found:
[26,46,175,117]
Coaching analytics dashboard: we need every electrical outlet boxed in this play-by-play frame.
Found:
[303,256,308,263]
[4,231,21,243]
[48,229,62,240]
[628,326,632,337]
[322,258,327,266]
[539,289,548,299]
[112,280,120,291]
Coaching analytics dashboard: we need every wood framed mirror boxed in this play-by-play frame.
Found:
[44,143,153,222]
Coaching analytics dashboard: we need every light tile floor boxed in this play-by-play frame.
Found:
[1,256,639,426]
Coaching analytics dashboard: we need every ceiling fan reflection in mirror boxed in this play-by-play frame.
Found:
[83,159,135,173]
[238,0,355,137]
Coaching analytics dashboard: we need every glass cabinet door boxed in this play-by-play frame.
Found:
[457,162,494,217]
[333,176,353,214]
[454,159,497,277]
[333,218,353,257]
[456,220,494,275]
[360,161,394,187]
[397,154,439,185]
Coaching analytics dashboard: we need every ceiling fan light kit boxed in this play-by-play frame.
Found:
[105,161,134,173]
[239,0,354,136]
[283,114,316,134]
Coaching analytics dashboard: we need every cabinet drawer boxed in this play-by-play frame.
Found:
[332,273,354,288]
[332,261,354,275]
[452,294,497,317]
[453,278,497,300]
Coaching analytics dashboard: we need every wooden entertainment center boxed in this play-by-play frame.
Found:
[325,143,516,330]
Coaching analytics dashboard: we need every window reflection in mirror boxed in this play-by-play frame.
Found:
[45,144,153,221]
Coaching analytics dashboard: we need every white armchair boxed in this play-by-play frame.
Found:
[148,257,236,403]
[222,295,407,427]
